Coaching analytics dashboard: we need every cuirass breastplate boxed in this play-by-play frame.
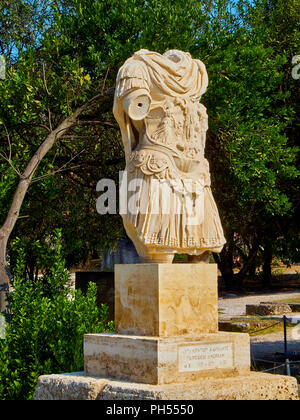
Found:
[143,97,208,162]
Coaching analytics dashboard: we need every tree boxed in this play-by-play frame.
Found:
[0,0,211,311]
[0,0,299,309]
[0,88,115,311]
[0,230,113,400]
[199,0,300,289]
[0,0,117,311]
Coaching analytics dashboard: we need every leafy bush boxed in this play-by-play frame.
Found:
[0,230,114,400]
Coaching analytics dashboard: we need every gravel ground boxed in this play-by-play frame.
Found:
[218,291,300,361]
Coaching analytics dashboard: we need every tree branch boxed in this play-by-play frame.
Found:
[0,89,114,239]
[32,149,86,183]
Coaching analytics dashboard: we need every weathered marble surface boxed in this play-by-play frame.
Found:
[115,263,218,336]
[34,372,299,400]
[113,49,226,262]
[34,373,107,400]
[84,332,250,385]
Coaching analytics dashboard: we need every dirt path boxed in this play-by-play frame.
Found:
[218,291,300,361]
[251,327,300,360]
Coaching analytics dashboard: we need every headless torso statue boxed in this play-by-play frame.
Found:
[113,49,226,263]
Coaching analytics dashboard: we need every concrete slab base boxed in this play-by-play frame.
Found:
[84,332,250,384]
[33,371,299,400]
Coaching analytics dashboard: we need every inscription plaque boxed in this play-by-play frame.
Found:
[178,342,233,372]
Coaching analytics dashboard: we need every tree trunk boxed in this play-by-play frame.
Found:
[0,232,9,313]
[234,239,260,289]
[262,245,273,288]
[248,263,256,279]
[0,90,113,313]
[214,248,236,291]
[220,259,236,290]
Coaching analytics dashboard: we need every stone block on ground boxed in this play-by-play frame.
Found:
[33,372,299,400]
[246,303,292,316]
[218,321,250,333]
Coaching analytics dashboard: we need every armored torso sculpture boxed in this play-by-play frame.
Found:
[113,49,225,263]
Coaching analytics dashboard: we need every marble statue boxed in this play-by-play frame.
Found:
[113,49,226,263]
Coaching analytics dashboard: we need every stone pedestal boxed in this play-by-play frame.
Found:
[34,263,299,400]
[85,264,250,385]
[84,332,250,384]
[115,264,218,336]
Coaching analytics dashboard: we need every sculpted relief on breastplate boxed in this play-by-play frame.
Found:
[113,49,226,263]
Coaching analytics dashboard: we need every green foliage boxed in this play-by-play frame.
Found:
[206,36,299,216]
[48,0,207,71]
[0,230,114,400]
[0,0,53,61]
[0,0,299,284]
[0,0,299,401]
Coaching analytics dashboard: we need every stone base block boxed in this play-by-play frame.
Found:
[84,332,250,385]
[34,372,299,400]
[115,263,218,336]
[246,303,292,316]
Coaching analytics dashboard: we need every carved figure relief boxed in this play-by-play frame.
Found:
[113,49,226,263]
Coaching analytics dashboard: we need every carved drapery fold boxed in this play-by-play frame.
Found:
[113,49,225,259]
